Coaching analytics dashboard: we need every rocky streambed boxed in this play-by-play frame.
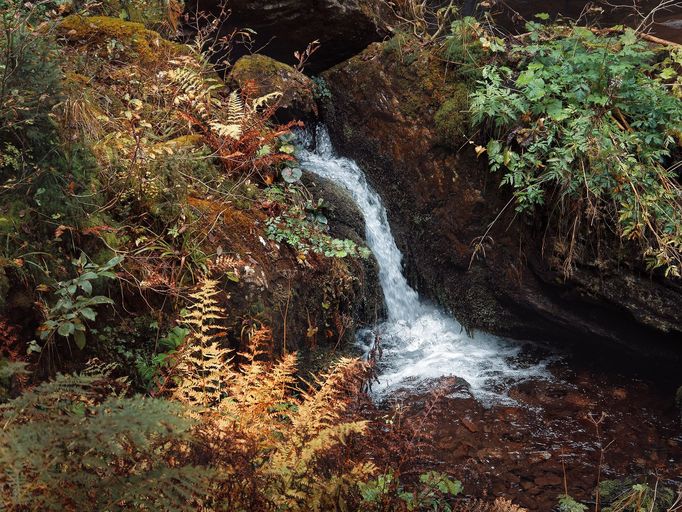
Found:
[385,344,681,510]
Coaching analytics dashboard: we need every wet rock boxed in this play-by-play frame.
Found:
[191,0,385,73]
[461,416,478,433]
[229,54,318,122]
[533,473,563,487]
[527,451,552,464]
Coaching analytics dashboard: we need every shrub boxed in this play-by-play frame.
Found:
[470,22,682,276]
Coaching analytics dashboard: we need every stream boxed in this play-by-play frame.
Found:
[298,127,681,509]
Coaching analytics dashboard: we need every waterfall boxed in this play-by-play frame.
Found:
[297,127,549,404]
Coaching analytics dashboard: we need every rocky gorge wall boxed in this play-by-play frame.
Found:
[318,36,682,363]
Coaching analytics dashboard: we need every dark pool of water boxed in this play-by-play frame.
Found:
[382,344,681,510]
[497,0,682,43]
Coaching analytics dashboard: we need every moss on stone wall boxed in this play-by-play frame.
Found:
[434,84,470,148]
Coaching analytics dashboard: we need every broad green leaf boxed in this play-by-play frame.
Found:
[80,308,97,321]
[74,330,87,350]
[58,322,75,337]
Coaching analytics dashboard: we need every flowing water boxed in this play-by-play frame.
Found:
[297,127,550,405]
[297,127,681,508]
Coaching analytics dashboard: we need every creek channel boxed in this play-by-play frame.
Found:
[297,126,681,509]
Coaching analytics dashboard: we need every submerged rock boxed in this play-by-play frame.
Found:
[321,37,682,362]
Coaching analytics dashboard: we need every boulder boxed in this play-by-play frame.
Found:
[229,54,318,122]
[320,36,682,363]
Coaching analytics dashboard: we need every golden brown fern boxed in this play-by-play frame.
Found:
[167,59,298,177]
[452,498,528,512]
[164,281,376,510]
[169,279,230,409]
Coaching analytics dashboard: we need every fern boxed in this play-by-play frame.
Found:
[163,280,376,511]
[167,58,295,177]
[169,279,230,409]
[0,367,210,511]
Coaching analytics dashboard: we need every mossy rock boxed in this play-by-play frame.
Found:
[229,54,318,122]
[57,15,186,65]
[76,0,183,33]
[433,84,470,148]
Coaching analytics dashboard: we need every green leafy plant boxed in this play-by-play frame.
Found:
[265,184,371,259]
[312,76,332,101]
[558,494,588,512]
[39,253,123,349]
[359,469,463,511]
[471,23,682,276]
[135,325,189,387]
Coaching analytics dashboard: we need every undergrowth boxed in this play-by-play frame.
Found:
[468,20,682,276]
[0,280,468,511]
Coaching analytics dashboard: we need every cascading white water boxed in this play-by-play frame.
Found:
[297,127,549,404]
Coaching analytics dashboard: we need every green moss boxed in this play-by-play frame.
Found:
[86,0,183,32]
[383,32,411,56]
[231,54,293,77]
[434,84,470,148]
[58,15,185,65]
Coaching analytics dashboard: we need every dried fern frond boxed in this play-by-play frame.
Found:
[170,279,231,409]
[452,498,529,512]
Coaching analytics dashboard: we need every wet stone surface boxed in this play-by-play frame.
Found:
[380,348,682,511]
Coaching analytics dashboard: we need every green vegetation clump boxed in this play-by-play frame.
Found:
[434,84,470,148]
[78,0,184,32]
[0,368,205,511]
[443,17,501,80]
[57,14,185,64]
[383,31,411,56]
[264,184,371,259]
[470,21,682,276]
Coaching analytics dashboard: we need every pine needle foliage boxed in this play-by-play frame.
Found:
[0,364,210,511]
